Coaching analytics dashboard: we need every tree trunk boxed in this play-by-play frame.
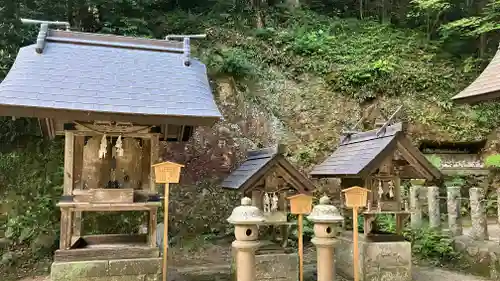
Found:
[360,0,363,19]
[252,0,264,28]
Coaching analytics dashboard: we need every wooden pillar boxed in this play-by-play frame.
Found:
[447,186,462,236]
[149,208,158,247]
[60,131,75,250]
[427,186,440,229]
[149,134,160,192]
[497,188,500,226]
[72,136,84,238]
[469,187,488,241]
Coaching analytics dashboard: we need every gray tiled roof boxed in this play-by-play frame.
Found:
[309,126,399,177]
[0,30,222,125]
[221,147,278,189]
[310,122,442,180]
[452,47,500,104]
[222,145,316,193]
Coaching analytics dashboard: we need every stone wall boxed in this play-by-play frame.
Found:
[335,232,411,281]
[51,257,162,281]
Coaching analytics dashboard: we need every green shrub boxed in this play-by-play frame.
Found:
[404,227,460,265]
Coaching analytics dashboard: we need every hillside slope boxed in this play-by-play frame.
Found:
[193,10,500,169]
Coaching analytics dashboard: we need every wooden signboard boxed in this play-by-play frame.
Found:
[288,193,313,215]
[152,161,184,281]
[152,161,184,184]
[287,193,313,281]
[341,186,370,281]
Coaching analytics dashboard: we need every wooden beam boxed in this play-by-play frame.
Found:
[396,142,433,180]
[54,247,159,262]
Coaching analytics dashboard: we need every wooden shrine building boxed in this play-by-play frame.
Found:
[222,145,314,251]
[309,122,442,237]
[0,25,221,269]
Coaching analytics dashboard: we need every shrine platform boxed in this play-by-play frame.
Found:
[335,231,412,281]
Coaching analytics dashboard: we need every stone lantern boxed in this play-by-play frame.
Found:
[227,197,266,281]
[307,196,344,281]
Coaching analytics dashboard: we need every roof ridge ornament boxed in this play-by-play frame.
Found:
[21,18,71,54]
[165,34,206,67]
[375,105,403,137]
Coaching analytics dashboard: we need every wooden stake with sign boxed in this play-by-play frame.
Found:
[152,161,185,281]
[341,186,370,281]
[287,193,313,281]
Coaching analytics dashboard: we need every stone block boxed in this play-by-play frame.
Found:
[51,260,109,281]
[335,232,411,281]
[108,258,162,275]
[254,253,298,281]
[453,235,500,279]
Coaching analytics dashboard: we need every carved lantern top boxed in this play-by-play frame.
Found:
[307,196,344,224]
[227,197,266,225]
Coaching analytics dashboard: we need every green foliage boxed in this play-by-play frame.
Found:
[484,154,500,168]
[444,175,466,186]
[0,139,63,259]
[204,48,257,78]
[426,154,442,169]
[404,227,460,265]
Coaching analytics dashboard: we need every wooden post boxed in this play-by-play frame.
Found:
[287,194,313,281]
[151,161,184,281]
[340,186,370,281]
[163,183,169,281]
[298,214,304,281]
[352,207,359,281]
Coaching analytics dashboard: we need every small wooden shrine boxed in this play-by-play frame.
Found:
[221,145,315,252]
[0,23,221,268]
[310,108,442,238]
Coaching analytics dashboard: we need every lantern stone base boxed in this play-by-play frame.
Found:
[231,252,298,281]
[335,231,411,281]
[256,253,298,281]
[50,257,162,281]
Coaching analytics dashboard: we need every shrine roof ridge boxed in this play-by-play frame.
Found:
[340,122,404,146]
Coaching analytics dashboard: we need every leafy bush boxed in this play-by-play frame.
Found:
[485,154,500,168]
[204,48,256,78]
[1,139,64,260]
[404,227,460,265]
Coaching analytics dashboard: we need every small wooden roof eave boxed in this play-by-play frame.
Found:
[452,46,500,104]
[221,145,315,195]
